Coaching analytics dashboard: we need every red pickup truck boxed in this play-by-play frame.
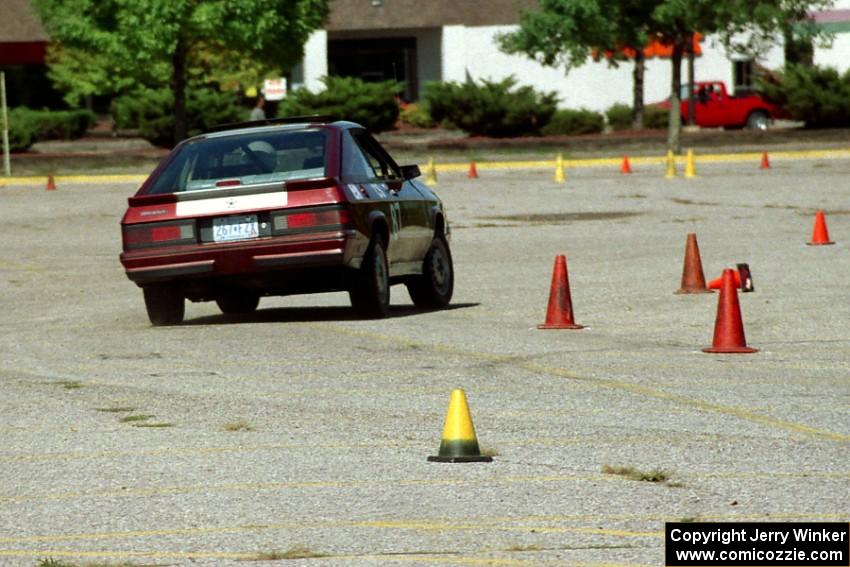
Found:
[659,81,782,130]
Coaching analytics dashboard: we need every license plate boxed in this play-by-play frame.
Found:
[213,215,259,242]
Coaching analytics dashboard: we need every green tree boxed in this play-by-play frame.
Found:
[498,0,655,129]
[499,0,834,151]
[33,0,328,145]
[641,0,833,152]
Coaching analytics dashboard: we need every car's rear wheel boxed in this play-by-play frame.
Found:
[407,236,454,309]
[349,233,389,318]
[143,284,185,326]
[216,292,260,315]
[746,110,769,130]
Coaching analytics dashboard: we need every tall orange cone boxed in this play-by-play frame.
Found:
[675,233,712,294]
[538,254,583,329]
[620,156,632,174]
[759,152,771,170]
[468,160,479,179]
[428,389,492,463]
[702,269,758,354]
[807,210,834,245]
[46,175,57,191]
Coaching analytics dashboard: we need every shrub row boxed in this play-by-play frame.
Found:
[7,108,96,152]
[278,76,400,133]
[758,63,850,128]
[112,87,244,147]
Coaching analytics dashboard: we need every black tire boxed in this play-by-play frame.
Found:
[406,236,454,309]
[143,284,185,326]
[349,233,390,318]
[216,293,260,315]
[746,110,769,130]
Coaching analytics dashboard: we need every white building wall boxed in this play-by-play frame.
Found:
[814,0,850,71]
[451,25,785,111]
[292,29,328,91]
[816,33,850,71]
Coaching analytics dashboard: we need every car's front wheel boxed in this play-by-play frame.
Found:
[143,284,185,326]
[406,236,454,309]
[349,233,390,318]
[216,292,260,315]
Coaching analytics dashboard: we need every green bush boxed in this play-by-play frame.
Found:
[757,64,850,128]
[541,108,604,136]
[399,102,434,128]
[606,103,633,131]
[424,77,557,137]
[644,105,669,129]
[112,86,243,147]
[278,76,400,133]
[6,107,96,152]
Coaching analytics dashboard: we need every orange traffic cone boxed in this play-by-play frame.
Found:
[702,269,758,354]
[468,161,479,179]
[759,152,770,170]
[620,156,632,174]
[538,255,583,330]
[675,233,712,294]
[708,269,741,290]
[808,210,834,245]
[46,175,57,191]
[707,264,754,292]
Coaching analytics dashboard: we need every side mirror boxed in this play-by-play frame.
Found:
[401,164,421,180]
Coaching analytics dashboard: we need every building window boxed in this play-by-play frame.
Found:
[733,60,754,95]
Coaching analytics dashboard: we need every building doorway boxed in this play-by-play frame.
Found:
[328,38,418,102]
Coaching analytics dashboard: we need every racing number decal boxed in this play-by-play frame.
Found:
[389,202,401,241]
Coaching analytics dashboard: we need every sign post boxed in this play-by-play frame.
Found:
[1,71,10,176]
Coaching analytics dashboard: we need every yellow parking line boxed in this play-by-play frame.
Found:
[0,548,650,566]
[2,147,846,185]
[317,325,850,443]
[424,148,850,172]
[0,474,615,504]
[2,174,146,185]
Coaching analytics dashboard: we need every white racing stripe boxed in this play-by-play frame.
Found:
[175,191,288,217]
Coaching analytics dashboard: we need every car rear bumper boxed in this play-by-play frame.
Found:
[121,229,363,285]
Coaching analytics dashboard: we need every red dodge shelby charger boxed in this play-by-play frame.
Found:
[119,117,453,325]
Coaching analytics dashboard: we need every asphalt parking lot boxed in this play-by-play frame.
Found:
[1,154,848,566]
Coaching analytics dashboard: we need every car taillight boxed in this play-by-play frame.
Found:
[123,221,195,250]
[272,207,349,232]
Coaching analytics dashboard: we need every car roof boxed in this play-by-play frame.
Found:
[195,116,362,142]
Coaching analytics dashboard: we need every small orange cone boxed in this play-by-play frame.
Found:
[468,161,479,179]
[807,210,834,245]
[620,156,632,174]
[538,254,583,329]
[708,269,741,290]
[759,152,770,170]
[707,264,754,292]
[675,233,712,294]
[703,269,758,354]
[46,175,57,191]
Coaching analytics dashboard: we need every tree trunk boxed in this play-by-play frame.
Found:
[687,41,695,126]
[667,42,684,154]
[171,34,188,146]
[632,51,645,130]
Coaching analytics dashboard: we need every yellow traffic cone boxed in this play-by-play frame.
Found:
[685,148,696,179]
[428,389,492,463]
[665,150,676,179]
[554,153,566,183]
[425,157,438,185]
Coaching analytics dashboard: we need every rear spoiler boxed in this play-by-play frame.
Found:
[127,178,339,207]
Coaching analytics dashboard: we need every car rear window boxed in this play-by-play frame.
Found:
[147,128,328,194]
